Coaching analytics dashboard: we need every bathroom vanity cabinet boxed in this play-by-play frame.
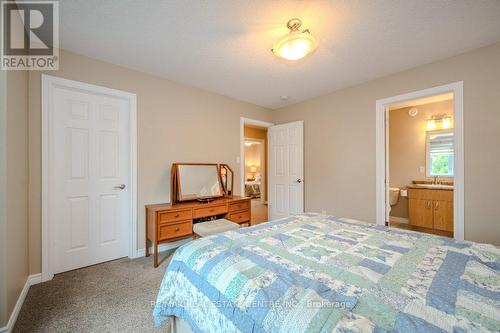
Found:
[408,188,453,232]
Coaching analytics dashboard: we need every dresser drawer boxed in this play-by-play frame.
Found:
[158,209,192,224]
[227,210,250,224]
[228,200,250,212]
[193,204,228,218]
[158,221,192,241]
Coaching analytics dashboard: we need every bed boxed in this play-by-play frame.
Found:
[245,179,261,198]
[245,181,260,199]
[153,213,500,332]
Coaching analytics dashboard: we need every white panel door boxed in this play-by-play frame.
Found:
[52,86,130,274]
[268,121,304,220]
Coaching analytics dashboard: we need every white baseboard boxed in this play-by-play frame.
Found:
[0,240,186,332]
[135,238,190,258]
[28,273,42,286]
[389,216,409,224]
[0,273,41,333]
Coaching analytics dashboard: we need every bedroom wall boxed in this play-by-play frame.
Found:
[28,50,272,274]
[389,100,454,219]
[0,70,30,327]
[0,68,7,328]
[244,144,261,178]
[272,42,500,245]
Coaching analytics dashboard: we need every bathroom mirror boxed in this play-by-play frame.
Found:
[175,163,223,201]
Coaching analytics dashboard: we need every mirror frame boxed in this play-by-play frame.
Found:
[173,163,224,202]
[219,164,234,198]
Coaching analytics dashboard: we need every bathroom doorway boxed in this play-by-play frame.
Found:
[375,82,464,240]
[386,93,455,237]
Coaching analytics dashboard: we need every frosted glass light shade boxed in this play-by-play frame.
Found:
[272,30,317,61]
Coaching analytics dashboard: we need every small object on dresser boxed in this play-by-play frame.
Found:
[219,164,234,197]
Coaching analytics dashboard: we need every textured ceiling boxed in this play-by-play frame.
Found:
[59,0,500,109]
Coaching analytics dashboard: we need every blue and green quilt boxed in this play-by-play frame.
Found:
[153,213,500,332]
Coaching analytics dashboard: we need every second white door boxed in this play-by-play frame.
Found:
[268,121,304,220]
[50,79,131,274]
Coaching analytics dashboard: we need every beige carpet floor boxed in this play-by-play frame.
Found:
[14,250,175,332]
[251,199,268,225]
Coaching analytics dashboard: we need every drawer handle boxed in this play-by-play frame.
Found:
[209,209,215,212]
[174,214,180,218]
[238,215,242,219]
[174,227,180,231]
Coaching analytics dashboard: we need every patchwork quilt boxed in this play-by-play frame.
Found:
[153,213,500,332]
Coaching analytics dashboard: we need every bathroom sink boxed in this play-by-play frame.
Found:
[414,184,453,190]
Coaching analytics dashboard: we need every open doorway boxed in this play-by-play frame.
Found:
[387,93,454,237]
[240,117,304,223]
[244,125,268,224]
[239,117,274,225]
[376,82,464,241]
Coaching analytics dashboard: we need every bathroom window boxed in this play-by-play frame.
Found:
[426,130,454,177]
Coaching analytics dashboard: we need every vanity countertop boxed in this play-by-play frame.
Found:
[407,184,454,191]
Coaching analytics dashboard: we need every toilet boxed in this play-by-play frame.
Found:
[389,187,400,206]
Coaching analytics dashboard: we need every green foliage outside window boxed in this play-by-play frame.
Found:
[430,153,453,176]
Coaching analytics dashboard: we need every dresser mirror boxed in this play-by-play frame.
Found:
[174,163,223,202]
[220,164,234,197]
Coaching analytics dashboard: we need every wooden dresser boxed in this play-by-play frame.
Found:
[145,196,251,267]
[408,188,453,233]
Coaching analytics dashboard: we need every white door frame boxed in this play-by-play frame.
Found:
[41,74,137,282]
[239,117,274,198]
[375,81,464,241]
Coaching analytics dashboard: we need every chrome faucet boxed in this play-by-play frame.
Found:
[433,176,440,185]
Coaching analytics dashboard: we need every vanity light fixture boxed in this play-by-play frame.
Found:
[426,115,453,131]
[426,119,437,131]
[272,18,317,61]
[441,116,452,129]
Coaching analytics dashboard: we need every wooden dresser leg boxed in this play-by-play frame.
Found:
[145,209,150,257]
[154,243,158,268]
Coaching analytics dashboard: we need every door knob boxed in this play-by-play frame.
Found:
[296,179,302,183]
[114,184,126,190]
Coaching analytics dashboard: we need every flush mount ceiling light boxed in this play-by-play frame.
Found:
[244,141,260,147]
[272,18,317,61]
[408,108,418,117]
